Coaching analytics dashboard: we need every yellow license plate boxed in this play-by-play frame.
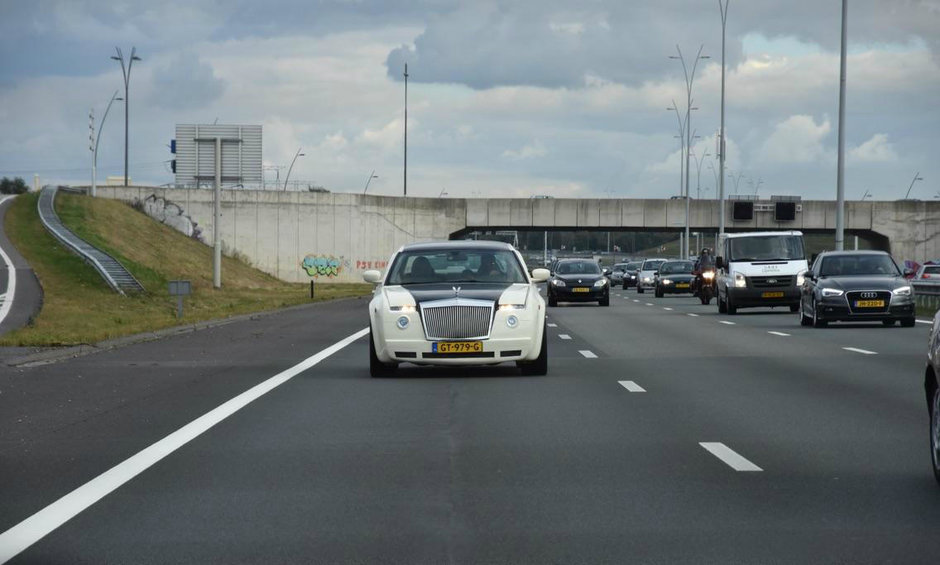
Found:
[433,341,483,354]
[572,287,590,293]
[855,300,885,308]
[762,291,784,298]
[675,283,690,288]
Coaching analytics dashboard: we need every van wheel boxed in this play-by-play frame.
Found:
[726,294,737,315]
[718,290,728,314]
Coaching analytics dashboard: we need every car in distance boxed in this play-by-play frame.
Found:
[363,241,550,377]
[609,263,629,286]
[636,258,667,294]
[654,260,695,297]
[621,260,643,289]
[547,258,610,307]
[925,310,940,484]
[799,250,916,328]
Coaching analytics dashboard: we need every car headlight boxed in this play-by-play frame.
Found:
[396,315,410,329]
[499,303,525,311]
[796,272,805,286]
[821,288,844,297]
[892,285,912,296]
[552,279,566,287]
[630,275,636,279]
[506,315,519,328]
[643,276,652,283]
[733,272,747,288]
[662,279,673,285]
[390,304,416,312]
[702,271,714,280]
[594,279,607,287]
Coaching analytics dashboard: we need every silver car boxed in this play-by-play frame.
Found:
[636,258,667,294]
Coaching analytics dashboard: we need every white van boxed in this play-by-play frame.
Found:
[715,231,808,314]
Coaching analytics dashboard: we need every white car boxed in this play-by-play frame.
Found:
[363,241,551,377]
[636,258,667,294]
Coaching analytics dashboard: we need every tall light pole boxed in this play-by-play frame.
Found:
[363,170,378,194]
[692,149,711,200]
[403,63,408,197]
[835,0,848,250]
[111,47,141,187]
[861,189,872,200]
[718,0,729,238]
[667,101,687,201]
[89,90,122,198]
[671,44,709,260]
[283,148,304,191]
[903,171,923,199]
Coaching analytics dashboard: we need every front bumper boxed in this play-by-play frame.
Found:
[727,286,801,307]
[550,286,608,302]
[622,275,638,287]
[382,336,539,365]
[816,296,915,322]
[659,283,694,294]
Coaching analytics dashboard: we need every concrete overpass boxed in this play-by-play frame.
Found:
[92,186,938,284]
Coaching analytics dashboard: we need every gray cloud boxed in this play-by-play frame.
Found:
[148,52,225,110]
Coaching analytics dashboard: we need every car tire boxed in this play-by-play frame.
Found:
[519,327,548,376]
[812,299,827,328]
[800,302,813,326]
[369,329,397,378]
[789,304,799,313]
[637,286,644,294]
[655,286,663,298]
[599,295,610,306]
[901,317,916,328]
[718,290,728,314]
[727,293,737,315]
[548,294,557,307]
[931,384,940,484]
[882,319,896,326]
[622,281,628,290]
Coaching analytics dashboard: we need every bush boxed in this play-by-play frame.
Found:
[0,177,29,194]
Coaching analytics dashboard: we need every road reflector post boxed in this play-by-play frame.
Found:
[168,280,192,319]
[310,280,315,299]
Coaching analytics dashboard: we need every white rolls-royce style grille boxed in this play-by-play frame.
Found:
[420,299,494,340]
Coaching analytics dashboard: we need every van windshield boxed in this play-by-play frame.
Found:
[728,236,804,262]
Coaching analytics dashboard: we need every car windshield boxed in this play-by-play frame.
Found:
[923,266,940,275]
[626,262,642,270]
[819,254,900,277]
[613,264,628,272]
[641,259,665,271]
[660,261,693,274]
[386,248,527,285]
[556,261,602,275]
[728,236,805,262]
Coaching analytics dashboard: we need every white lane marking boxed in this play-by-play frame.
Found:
[645,303,654,306]
[618,380,646,392]
[663,307,673,311]
[558,334,572,340]
[917,320,933,325]
[767,331,790,337]
[579,350,598,358]
[547,323,558,328]
[0,195,18,329]
[0,327,370,564]
[719,320,736,325]
[700,442,763,472]
[687,313,699,317]
[843,347,877,355]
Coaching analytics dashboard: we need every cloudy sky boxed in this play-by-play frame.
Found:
[1,0,938,200]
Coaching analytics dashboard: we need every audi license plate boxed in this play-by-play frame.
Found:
[572,288,590,293]
[855,300,885,308]
[676,283,690,289]
[433,341,483,354]
[762,291,784,298]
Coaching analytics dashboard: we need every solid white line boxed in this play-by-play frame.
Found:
[579,350,598,358]
[843,346,877,355]
[663,307,673,311]
[700,442,763,472]
[917,319,933,325]
[618,380,646,392]
[547,323,558,328]
[0,327,370,564]
[0,195,17,329]
[767,331,790,337]
[558,334,572,340]
[719,320,735,325]
[687,313,699,317]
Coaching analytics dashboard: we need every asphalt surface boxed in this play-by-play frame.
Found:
[1,287,938,564]
[0,195,43,336]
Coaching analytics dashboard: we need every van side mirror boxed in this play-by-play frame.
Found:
[715,257,724,269]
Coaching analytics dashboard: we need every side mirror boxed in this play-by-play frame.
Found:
[903,268,915,277]
[602,268,611,276]
[362,270,382,284]
[531,268,550,283]
[653,271,659,276]
[715,256,725,270]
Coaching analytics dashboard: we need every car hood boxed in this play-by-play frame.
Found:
[817,275,907,291]
[390,282,524,306]
[555,274,605,284]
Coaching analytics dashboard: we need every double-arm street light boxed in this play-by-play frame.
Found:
[667,100,688,202]
[671,44,709,260]
[903,171,924,199]
[111,47,141,187]
[717,0,730,237]
[89,90,123,197]
[692,148,711,200]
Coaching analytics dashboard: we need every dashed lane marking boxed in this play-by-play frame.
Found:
[767,331,790,337]
[663,307,673,311]
[645,303,654,306]
[547,323,558,328]
[700,442,763,472]
[843,347,877,355]
[633,299,640,303]
[579,350,598,359]
[719,320,736,325]
[558,334,572,340]
[687,313,699,317]
[618,380,646,392]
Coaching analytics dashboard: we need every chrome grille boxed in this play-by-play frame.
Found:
[420,299,494,340]
[750,275,794,288]
[846,290,891,313]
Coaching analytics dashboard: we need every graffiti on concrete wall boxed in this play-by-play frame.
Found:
[302,255,347,277]
[135,194,203,242]
[355,260,388,270]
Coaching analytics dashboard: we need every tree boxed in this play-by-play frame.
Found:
[0,177,29,194]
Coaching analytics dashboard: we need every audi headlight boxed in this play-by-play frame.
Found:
[662,279,673,285]
[552,279,566,287]
[702,271,714,280]
[594,279,607,287]
[892,285,912,296]
[733,272,747,288]
[821,288,844,297]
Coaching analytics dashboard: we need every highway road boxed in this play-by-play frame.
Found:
[0,290,937,563]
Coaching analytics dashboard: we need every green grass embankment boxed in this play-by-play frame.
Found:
[2,192,371,346]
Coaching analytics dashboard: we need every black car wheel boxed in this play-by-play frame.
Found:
[622,281,628,290]
[637,285,644,294]
[369,328,398,378]
[789,304,799,313]
[654,286,663,298]
[800,300,813,326]
[519,327,548,376]
[718,289,728,314]
[548,293,557,307]
[726,293,737,315]
[901,317,916,328]
[812,299,827,328]
[599,294,610,306]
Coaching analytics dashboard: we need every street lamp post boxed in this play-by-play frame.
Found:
[403,63,408,197]
[903,171,923,199]
[718,0,729,238]
[363,170,378,194]
[835,0,848,250]
[667,101,687,202]
[671,44,709,260]
[283,148,305,191]
[89,90,122,198]
[111,47,141,187]
[692,149,711,200]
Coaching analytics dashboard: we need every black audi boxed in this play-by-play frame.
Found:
[799,250,916,327]
[548,258,610,307]
[653,260,695,297]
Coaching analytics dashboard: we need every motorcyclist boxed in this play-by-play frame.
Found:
[693,248,717,303]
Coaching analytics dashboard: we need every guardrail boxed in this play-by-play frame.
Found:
[38,186,145,295]
[914,281,940,313]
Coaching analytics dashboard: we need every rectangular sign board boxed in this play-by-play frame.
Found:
[168,280,192,296]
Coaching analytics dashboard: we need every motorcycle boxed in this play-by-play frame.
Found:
[694,268,716,304]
